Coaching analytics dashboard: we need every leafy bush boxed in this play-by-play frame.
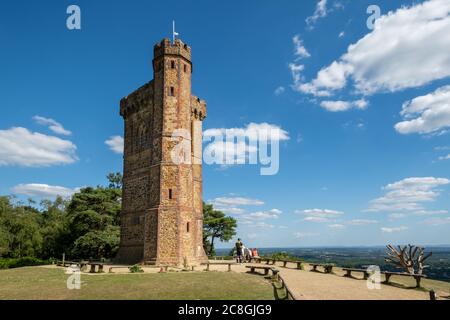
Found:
[129,264,144,273]
[264,252,299,261]
[0,257,48,269]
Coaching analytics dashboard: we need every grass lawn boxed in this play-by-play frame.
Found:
[0,266,276,300]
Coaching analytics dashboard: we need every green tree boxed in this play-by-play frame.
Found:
[107,172,123,189]
[65,186,121,259]
[0,196,42,258]
[72,225,120,259]
[202,202,237,256]
[38,197,69,259]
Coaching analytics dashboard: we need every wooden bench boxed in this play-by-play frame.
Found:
[278,275,298,300]
[278,260,303,269]
[250,257,262,263]
[381,271,427,288]
[260,258,276,265]
[108,265,131,273]
[202,262,236,272]
[246,265,279,277]
[342,268,370,279]
[57,260,78,267]
[309,263,334,273]
[87,262,104,273]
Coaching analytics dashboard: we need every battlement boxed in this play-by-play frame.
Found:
[154,38,192,62]
[120,80,154,118]
[191,95,207,121]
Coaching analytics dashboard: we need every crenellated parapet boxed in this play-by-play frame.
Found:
[191,95,207,121]
[153,38,192,64]
[120,81,154,118]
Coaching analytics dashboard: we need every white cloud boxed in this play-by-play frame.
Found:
[297,61,351,97]
[209,197,264,207]
[414,209,448,216]
[105,136,124,154]
[388,213,407,220]
[303,216,331,223]
[297,208,344,223]
[347,219,378,225]
[329,224,345,229]
[293,35,310,59]
[395,85,450,135]
[439,154,450,160]
[242,209,282,221]
[254,222,275,229]
[320,99,368,112]
[294,232,320,239]
[274,86,285,96]
[366,177,450,212]
[338,31,345,38]
[0,127,78,167]
[218,207,245,215]
[289,63,306,88]
[298,208,344,218]
[203,123,290,166]
[381,226,409,233]
[11,183,80,198]
[306,0,328,28]
[33,116,72,136]
[204,123,290,142]
[297,0,450,96]
[422,217,450,226]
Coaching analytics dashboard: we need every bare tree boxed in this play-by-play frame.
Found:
[385,244,432,275]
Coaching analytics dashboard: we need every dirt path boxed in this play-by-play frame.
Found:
[205,262,429,300]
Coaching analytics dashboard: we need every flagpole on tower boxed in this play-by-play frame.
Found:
[172,20,179,43]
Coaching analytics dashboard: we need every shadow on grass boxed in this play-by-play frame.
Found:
[245,271,286,300]
[382,281,428,292]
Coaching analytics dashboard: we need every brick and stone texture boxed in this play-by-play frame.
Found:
[115,38,208,266]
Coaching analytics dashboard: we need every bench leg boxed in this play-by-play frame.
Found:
[250,267,255,273]
[206,264,210,271]
[384,274,391,283]
[345,270,351,277]
[228,264,231,272]
[283,262,287,267]
[363,272,369,280]
[98,265,103,273]
[264,269,269,276]
[89,264,96,273]
[109,267,113,273]
[297,262,302,269]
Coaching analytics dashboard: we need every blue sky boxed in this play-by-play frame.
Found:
[0,0,449,248]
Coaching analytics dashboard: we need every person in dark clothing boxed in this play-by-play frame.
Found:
[235,238,243,263]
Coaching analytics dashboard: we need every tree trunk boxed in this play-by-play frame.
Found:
[209,236,216,256]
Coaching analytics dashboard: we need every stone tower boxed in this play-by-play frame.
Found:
[116,38,208,266]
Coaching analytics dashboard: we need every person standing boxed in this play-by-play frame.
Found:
[235,238,243,263]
